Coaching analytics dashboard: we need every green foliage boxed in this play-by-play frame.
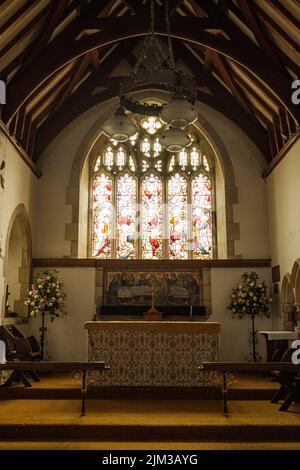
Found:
[227,271,272,318]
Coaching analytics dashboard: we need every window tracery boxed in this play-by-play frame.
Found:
[90,116,214,259]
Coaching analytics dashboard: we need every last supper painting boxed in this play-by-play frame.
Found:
[106,271,201,306]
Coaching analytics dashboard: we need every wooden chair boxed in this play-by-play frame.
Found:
[0,325,40,387]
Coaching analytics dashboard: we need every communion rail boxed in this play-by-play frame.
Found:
[201,362,300,416]
[0,361,108,416]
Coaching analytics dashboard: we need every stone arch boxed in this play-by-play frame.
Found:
[65,93,239,259]
[291,258,300,322]
[2,204,32,322]
[291,259,300,300]
[281,273,296,330]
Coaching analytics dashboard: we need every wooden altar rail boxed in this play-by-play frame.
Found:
[0,361,108,416]
[33,258,271,269]
[201,362,300,417]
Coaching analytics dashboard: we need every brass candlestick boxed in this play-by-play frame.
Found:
[144,286,162,321]
[189,305,193,321]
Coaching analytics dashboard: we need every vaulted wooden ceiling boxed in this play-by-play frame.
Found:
[0,0,299,163]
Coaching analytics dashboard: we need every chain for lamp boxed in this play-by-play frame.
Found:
[119,0,197,116]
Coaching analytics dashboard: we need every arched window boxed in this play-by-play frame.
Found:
[90,116,215,259]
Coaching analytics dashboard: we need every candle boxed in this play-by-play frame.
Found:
[189,305,193,321]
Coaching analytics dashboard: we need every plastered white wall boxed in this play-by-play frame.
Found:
[30,267,96,361]
[211,267,273,361]
[266,137,300,277]
[0,128,38,321]
[266,136,300,327]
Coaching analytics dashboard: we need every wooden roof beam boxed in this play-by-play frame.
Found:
[33,38,139,158]
[4,15,300,124]
[0,0,41,38]
[24,0,70,67]
[263,0,300,32]
[0,4,49,63]
[236,0,284,68]
[233,75,276,119]
[121,1,146,14]
[90,49,101,71]
[255,5,300,54]
[1,0,82,80]
[176,41,270,158]
[226,0,299,78]
[81,15,222,32]
[203,47,215,76]
[169,1,184,13]
[51,54,91,114]
[212,53,261,122]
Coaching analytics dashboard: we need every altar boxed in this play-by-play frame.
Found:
[85,321,220,387]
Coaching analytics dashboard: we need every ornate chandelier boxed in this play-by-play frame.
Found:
[101,0,198,152]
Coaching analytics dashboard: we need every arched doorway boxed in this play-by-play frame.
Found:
[2,204,32,322]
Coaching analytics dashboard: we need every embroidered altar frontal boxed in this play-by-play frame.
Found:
[85,321,220,387]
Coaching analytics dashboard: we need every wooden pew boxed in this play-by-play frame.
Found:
[0,361,108,416]
[201,362,300,416]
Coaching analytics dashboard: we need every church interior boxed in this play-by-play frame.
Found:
[0,0,300,452]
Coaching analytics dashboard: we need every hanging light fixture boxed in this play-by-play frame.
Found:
[101,106,138,142]
[101,0,198,150]
[160,96,198,128]
[159,127,192,153]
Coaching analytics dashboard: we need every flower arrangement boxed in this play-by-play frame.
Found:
[227,271,271,319]
[25,269,66,321]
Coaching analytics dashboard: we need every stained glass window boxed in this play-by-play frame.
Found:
[141,116,162,134]
[190,147,200,169]
[168,174,188,259]
[91,173,113,258]
[90,115,215,259]
[141,174,163,259]
[116,174,136,259]
[104,146,114,170]
[192,175,213,259]
[94,156,101,172]
[116,147,126,169]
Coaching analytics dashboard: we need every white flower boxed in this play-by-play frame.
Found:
[49,302,53,307]
[38,284,42,289]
